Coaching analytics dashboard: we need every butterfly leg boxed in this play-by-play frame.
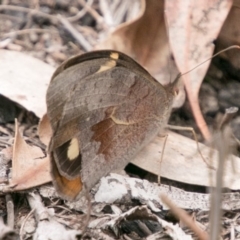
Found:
[167,125,215,170]
[158,134,168,185]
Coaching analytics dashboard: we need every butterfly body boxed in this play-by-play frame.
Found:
[46,50,175,200]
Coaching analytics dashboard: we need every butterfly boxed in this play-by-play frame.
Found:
[46,50,177,200]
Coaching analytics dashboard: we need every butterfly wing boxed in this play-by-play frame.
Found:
[46,51,173,200]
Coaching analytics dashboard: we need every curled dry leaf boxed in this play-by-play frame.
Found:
[131,131,240,189]
[0,50,54,118]
[216,2,240,69]
[97,0,233,140]
[165,0,233,140]
[10,120,51,190]
[96,0,181,90]
[38,113,52,146]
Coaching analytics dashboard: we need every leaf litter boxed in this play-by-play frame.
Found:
[0,0,240,239]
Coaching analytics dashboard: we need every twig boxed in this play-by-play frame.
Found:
[78,0,105,27]
[68,0,94,22]
[218,107,238,130]
[2,28,58,38]
[209,125,232,240]
[58,14,92,51]
[160,194,208,240]
[6,194,14,228]
[48,205,72,213]
[19,208,35,240]
[27,192,81,239]
[0,139,12,146]
[0,217,16,239]
[100,0,114,26]
[80,185,92,236]
[32,0,40,10]
[0,5,57,23]
[112,1,130,26]
[0,13,23,21]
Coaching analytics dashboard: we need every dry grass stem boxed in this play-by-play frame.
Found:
[160,194,209,240]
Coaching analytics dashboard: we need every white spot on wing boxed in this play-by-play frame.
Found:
[67,138,79,160]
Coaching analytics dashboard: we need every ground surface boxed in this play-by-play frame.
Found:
[0,0,240,239]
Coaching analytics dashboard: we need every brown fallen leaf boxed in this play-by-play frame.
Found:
[131,131,240,189]
[97,0,234,140]
[38,113,52,146]
[165,0,233,140]
[10,120,51,190]
[216,2,240,69]
[96,0,180,87]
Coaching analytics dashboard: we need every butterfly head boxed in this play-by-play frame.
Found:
[165,73,185,109]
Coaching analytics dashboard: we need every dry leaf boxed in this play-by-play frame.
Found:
[10,120,51,190]
[0,50,54,118]
[216,3,240,69]
[96,0,179,87]
[165,0,233,140]
[89,205,192,239]
[98,0,233,140]
[95,173,240,211]
[131,131,240,189]
[38,113,52,146]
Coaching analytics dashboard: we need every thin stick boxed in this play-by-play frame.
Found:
[58,15,92,51]
[209,126,232,240]
[80,185,92,236]
[6,194,14,228]
[19,208,35,240]
[218,107,238,130]
[2,28,58,38]
[68,0,94,22]
[160,194,208,240]
[78,0,105,27]
[0,5,57,23]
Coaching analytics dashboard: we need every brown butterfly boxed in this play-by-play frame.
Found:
[46,50,177,201]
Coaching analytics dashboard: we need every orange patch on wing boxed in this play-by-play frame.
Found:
[51,153,82,200]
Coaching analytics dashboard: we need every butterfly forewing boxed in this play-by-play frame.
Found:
[46,50,174,199]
